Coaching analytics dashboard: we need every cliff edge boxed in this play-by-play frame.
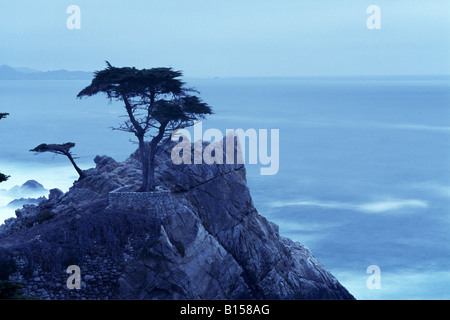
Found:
[0,140,354,300]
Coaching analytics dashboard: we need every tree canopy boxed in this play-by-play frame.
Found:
[77,61,212,139]
[0,173,8,183]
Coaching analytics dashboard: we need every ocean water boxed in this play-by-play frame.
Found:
[1,77,450,299]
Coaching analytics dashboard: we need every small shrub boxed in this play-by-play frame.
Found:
[0,280,24,299]
[0,257,17,280]
[0,280,38,300]
[38,210,54,225]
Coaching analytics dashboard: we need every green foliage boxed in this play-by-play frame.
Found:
[0,173,9,183]
[0,257,29,299]
[77,61,213,134]
[38,210,54,225]
[0,280,27,299]
[0,258,17,280]
[78,62,185,99]
[30,142,75,154]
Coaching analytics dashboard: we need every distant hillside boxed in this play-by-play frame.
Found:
[0,65,92,80]
[0,179,48,199]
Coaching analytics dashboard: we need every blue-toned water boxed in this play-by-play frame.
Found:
[1,77,449,299]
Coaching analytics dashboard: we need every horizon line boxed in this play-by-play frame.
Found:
[2,65,450,80]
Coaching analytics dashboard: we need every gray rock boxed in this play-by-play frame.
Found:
[94,155,117,167]
[0,139,354,300]
[7,197,46,208]
[84,275,95,282]
[48,188,64,201]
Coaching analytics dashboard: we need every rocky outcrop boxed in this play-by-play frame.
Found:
[7,196,46,208]
[0,140,354,300]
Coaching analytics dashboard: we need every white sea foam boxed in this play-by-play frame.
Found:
[0,162,79,224]
[271,198,428,214]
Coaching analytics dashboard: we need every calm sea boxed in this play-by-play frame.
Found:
[1,76,449,299]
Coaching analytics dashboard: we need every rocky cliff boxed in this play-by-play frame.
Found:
[0,139,354,300]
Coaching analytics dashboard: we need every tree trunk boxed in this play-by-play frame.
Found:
[66,153,87,180]
[138,138,151,192]
[140,141,156,192]
[138,123,168,192]
[147,143,156,192]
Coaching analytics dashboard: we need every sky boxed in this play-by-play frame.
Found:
[0,0,449,77]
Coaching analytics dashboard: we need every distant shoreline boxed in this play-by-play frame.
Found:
[0,65,92,80]
[1,64,449,81]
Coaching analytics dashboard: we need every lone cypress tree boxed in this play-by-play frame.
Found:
[0,113,9,183]
[77,61,213,191]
